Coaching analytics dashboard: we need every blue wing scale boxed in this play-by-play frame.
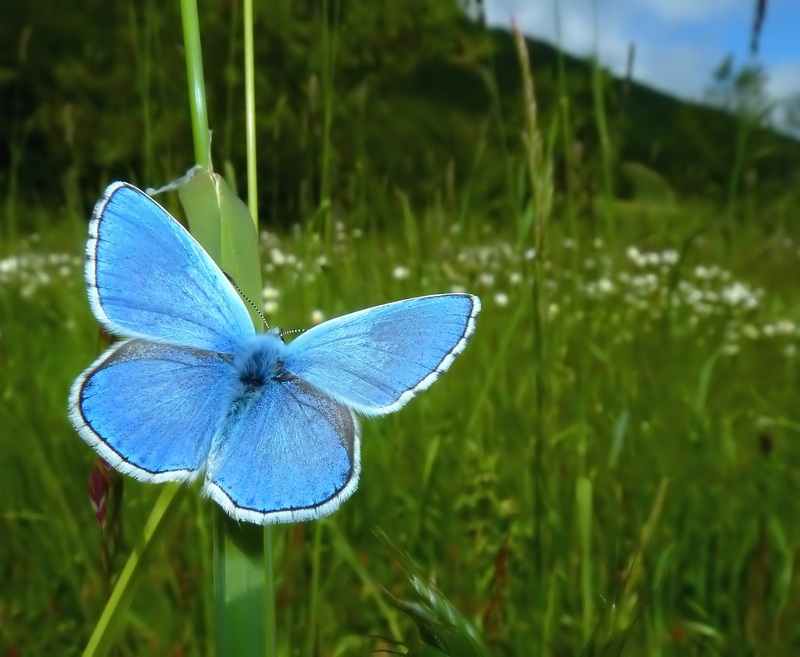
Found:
[204,377,360,524]
[87,182,254,353]
[283,294,480,416]
[69,339,233,483]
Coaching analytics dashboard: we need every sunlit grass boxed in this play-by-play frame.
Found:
[2,192,800,654]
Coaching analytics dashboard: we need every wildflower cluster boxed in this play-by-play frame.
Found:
[0,251,82,298]
[7,222,793,363]
[259,229,328,323]
[581,245,794,356]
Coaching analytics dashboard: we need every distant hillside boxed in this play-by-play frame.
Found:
[2,2,798,225]
[399,25,800,209]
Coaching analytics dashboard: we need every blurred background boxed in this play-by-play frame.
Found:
[2,0,800,655]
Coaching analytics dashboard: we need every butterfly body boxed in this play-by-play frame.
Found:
[233,331,290,390]
[70,182,480,524]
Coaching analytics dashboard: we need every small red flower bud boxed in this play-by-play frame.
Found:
[88,459,112,530]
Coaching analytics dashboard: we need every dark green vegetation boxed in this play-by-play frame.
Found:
[3,1,799,226]
[2,1,800,655]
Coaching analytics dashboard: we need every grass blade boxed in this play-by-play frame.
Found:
[82,485,185,657]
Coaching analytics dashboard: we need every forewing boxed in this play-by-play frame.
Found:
[87,182,254,353]
[282,294,480,415]
[69,339,233,482]
[203,378,360,524]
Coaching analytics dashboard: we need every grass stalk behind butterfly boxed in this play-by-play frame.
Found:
[181,1,274,656]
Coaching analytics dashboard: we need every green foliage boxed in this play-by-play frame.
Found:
[4,1,800,655]
[3,0,799,229]
[4,183,800,654]
[382,574,489,656]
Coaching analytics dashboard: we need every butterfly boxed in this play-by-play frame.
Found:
[68,182,480,524]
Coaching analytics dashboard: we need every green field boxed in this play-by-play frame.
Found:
[3,187,800,655]
[2,3,800,656]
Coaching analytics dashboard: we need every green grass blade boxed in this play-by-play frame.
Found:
[180,0,210,169]
[214,513,267,656]
[576,476,594,642]
[243,0,258,229]
[178,170,269,655]
[82,485,185,657]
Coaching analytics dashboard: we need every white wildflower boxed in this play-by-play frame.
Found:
[493,292,509,307]
[722,342,740,356]
[627,246,647,267]
[597,278,615,295]
[478,272,494,287]
[262,285,280,301]
[660,250,679,266]
[721,282,759,309]
[694,265,712,280]
[0,256,19,274]
[645,252,660,267]
[392,265,410,281]
[269,247,287,266]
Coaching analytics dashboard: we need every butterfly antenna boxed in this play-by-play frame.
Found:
[222,271,270,331]
[280,327,307,339]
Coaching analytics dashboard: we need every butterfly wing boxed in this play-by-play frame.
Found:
[203,378,360,524]
[69,339,233,482]
[87,182,254,353]
[282,293,480,416]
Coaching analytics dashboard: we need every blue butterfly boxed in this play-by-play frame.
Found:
[68,182,480,524]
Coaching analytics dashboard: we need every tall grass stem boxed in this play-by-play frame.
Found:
[180,1,271,654]
[512,22,554,651]
[180,0,210,169]
[243,0,258,228]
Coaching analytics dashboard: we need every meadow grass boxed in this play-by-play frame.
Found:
[2,185,800,655]
[3,4,800,656]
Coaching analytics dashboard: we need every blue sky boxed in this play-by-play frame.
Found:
[483,0,799,129]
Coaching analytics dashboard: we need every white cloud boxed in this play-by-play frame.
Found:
[767,63,800,134]
[768,62,800,102]
[483,0,791,104]
[636,0,740,23]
